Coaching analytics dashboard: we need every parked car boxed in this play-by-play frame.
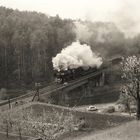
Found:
[63,82,68,86]
[87,105,98,111]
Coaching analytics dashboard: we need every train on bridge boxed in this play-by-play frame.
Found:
[54,57,122,84]
[54,67,97,84]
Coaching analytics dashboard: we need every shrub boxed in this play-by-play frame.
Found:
[0,107,78,140]
[117,104,126,112]
[102,106,115,113]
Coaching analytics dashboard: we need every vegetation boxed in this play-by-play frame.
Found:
[66,121,140,140]
[0,106,78,140]
[0,6,76,89]
[120,56,140,119]
[1,6,140,95]
[1,5,140,140]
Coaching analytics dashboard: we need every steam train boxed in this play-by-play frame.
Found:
[54,67,98,84]
[54,57,122,84]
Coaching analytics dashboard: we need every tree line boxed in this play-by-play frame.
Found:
[0,6,140,89]
[0,7,76,88]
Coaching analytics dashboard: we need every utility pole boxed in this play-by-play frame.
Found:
[8,97,11,109]
[32,82,41,101]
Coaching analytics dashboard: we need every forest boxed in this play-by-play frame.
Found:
[0,6,140,89]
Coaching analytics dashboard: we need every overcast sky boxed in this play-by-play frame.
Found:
[0,0,136,20]
[1,0,140,37]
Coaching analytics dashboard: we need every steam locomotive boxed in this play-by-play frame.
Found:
[54,57,122,84]
[54,67,97,84]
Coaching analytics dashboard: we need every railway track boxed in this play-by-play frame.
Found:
[0,82,61,109]
[41,68,106,97]
[0,68,106,111]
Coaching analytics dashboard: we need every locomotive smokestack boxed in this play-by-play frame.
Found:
[52,41,102,71]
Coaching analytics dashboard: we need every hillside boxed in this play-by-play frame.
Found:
[63,121,140,140]
[0,6,140,91]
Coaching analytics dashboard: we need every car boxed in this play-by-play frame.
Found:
[87,105,98,111]
[63,82,68,86]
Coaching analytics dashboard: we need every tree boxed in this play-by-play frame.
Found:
[118,89,134,114]
[0,111,13,138]
[121,56,140,119]
[0,106,78,140]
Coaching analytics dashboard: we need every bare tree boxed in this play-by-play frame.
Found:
[0,106,78,140]
[0,111,13,138]
[121,56,140,119]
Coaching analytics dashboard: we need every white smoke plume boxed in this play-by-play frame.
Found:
[74,21,92,42]
[52,41,102,71]
[74,21,122,44]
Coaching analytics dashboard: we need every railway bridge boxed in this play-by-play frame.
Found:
[61,71,105,106]
[0,57,121,109]
[42,69,111,106]
[42,57,121,106]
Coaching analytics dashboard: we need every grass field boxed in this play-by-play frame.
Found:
[0,102,134,140]
[64,120,140,140]
[0,131,31,140]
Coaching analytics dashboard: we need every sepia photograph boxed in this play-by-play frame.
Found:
[0,0,140,139]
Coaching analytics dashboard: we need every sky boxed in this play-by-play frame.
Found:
[0,0,140,37]
[0,0,122,20]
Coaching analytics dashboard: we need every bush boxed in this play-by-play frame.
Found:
[0,106,78,140]
[117,104,126,112]
[102,106,115,113]
[130,105,137,113]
